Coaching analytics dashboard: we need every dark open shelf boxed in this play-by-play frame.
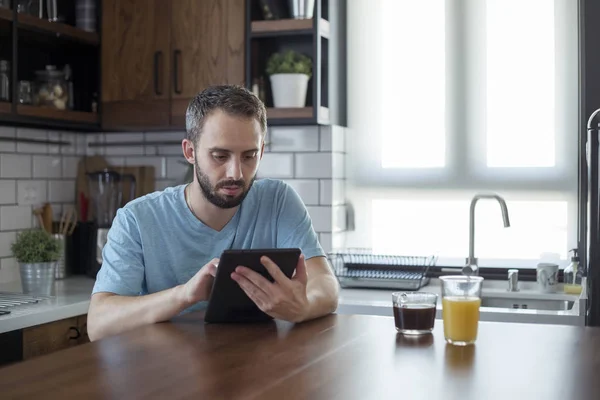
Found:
[17,13,99,45]
[0,7,11,22]
[0,102,11,114]
[251,18,329,38]
[0,1,102,130]
[246,0,346,127]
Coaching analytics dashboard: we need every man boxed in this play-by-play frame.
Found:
[87,85,339,341]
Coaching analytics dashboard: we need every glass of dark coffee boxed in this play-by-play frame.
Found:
[392,292,438,335]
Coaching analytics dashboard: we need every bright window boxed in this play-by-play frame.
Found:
[347,0,579,268]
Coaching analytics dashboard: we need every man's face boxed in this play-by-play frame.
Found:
[194,110,264,209]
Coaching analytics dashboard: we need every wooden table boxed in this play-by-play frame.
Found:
[0,312,598,399]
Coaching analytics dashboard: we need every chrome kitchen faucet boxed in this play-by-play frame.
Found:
[462,194,511,276]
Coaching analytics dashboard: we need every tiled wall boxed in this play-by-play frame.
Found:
[260,125,348,254]
[0,124,347,283]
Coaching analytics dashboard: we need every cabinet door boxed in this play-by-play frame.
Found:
[22,317,81,360]
[101,0,171,129]
[170,0,245,127]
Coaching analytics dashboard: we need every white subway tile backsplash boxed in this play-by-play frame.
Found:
[86,134,105,155]
[105,157,126,167]
[0,154,32,178]
[105,133,145,156]
[270,126,319,152]
[283,179,319,205]
[320,179,332,205]
[156,180,178,191]
[0,126,16,152]
[17,180,47,205]
[57,132,78,155]
[320,126,345,153]
[332,179,345,206]
[333,205,347,232]
[76,135,88,156]
[166,157,189,181]
[332,125,346,153]
[48,181,75,203]
[0,205,32,230]
[16,128,48,154]
[62,156,79,178]
[295,153,332,178]
[333,153,345,179]
[319,233,332,254]
[258,153,294,178]
[306,206,332,233]
[0,258,19,283]
[319,126,331,152]
[145,132,183,142]
[145,132,184,156]
[47,131,61,154]
[0,180,15,204]
[126,156,166,178]
[33,155,61,178]
[0,231,16,258]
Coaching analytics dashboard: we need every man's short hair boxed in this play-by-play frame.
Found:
[185,85,267,144]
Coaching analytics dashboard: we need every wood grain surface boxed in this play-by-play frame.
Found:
[0,313,598,399]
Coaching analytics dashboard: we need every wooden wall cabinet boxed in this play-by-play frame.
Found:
[101,0,245,131]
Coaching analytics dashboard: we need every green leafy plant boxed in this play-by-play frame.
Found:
[266,50,312,77]
[11,229,62,263]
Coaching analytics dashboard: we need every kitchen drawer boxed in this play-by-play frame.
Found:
[22,315,86,360]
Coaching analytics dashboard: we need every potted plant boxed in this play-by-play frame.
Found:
[266,50,312,108]
[11,229,62,295]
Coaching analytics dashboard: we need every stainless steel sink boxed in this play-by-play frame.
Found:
[481,297,575,311]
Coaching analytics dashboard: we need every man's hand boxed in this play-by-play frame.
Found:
[181,258,219,306]
[231,254,309,323]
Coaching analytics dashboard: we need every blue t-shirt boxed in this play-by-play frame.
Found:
[92,178,325,304]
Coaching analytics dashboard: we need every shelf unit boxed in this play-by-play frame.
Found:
[245,0,346,126]
[0,3,101,131]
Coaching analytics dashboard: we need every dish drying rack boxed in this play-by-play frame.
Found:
[328,249,437,290]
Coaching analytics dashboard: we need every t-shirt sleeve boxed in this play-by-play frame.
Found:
[92,207,146,296]
[276,182,326,260]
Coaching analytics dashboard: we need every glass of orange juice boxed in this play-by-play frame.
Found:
[440,275,484,346]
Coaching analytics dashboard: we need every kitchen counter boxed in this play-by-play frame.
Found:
[0,312,598,399]
[337,278,587,326]
[0,275,587,334]
[0,276,95,334]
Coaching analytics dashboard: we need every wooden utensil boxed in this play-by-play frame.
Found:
[32,208,46,233]
[59,207,78,235]
[42,203,52,233]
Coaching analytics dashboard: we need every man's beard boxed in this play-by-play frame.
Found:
[194,160,255,209]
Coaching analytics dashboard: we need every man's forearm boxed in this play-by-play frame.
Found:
[87,285,190,341]
[303,274,340,321]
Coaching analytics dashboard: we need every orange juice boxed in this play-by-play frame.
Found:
[442,296,481,345]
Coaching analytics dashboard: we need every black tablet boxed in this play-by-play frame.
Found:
[204,248,301,323]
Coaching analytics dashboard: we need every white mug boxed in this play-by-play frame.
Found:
[537,263,559,292]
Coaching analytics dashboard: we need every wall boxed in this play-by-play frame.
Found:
[0,124,347,283]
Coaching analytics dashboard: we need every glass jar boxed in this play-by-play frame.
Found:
[18,81,32,104]
[33,65,68,110]
[0,60,10,102]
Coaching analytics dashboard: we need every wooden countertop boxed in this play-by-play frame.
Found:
[0,312,598,399]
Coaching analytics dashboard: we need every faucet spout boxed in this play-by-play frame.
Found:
[463,194,511,276]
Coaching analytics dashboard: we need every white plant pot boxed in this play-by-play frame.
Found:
[269,73,310,108]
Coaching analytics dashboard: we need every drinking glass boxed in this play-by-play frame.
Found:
[392,292,438,335]
[440,276,484,346]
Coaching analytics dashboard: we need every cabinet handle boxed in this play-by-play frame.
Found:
[154,51,163,96]
[68,327,81,340]
[173,49,182,94]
